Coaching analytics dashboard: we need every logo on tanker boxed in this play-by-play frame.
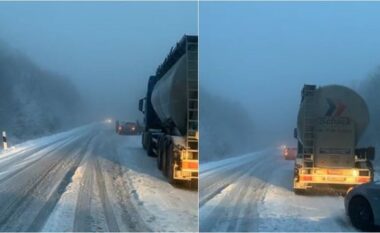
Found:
[325,98,346,116]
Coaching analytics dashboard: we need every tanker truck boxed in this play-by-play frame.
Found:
[293,84,375,194]
[138,35,198,185]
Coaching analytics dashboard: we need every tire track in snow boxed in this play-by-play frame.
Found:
[0,132,74,171]
[200,149,276,232]
[256,153,358,232]
[0,129,94,231]
[200,152,272,207]
[110,162,152,232]
[73,142,97,232]
[0,125,91,168]
[27,134,96,231]
[0,133,83,184]
[96,130,151,232]
[94,159,120,232]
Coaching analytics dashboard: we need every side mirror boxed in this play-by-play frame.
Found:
[367,147,375,161]
[355,147,375,160]
[293,128,298,139]
[138,98,145,113]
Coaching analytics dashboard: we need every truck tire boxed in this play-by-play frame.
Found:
[142,132,147,150]
[161,138,168,177]
[166,142,176,185]
[348,196,374,231]
[294,188,305,195]
[190,179,198,190]
[367,161,374,182]
[146,132,156,157]
[157,136,163,170]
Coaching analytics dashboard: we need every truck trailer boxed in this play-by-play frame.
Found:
[139,35,198,186]
[293,84,375,194]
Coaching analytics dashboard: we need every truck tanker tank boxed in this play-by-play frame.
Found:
[139,35,198,185]
[297,85,369,146]
[151,54,188,135]
[293,84,374,193]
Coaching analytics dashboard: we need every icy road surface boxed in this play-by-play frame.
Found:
[0,123,197,232]
[199,148,374,232]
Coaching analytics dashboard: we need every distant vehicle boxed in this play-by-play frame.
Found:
[345,181,380,231]
[282,146,297,160]
[139,35,198,185]
[293,85,375,194]
[117,121,139,135]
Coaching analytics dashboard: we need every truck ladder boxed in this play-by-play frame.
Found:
[185,39,198,160]
[302,85,316,167]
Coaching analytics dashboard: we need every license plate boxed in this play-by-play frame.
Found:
[327,170,342,175]
[327,177,345,182]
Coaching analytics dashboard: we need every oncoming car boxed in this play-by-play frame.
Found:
[117,122,139,135]
[345,181,380,231]
[282,146,297,160]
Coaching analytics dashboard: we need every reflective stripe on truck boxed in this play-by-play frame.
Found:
[298,168,371,185]
[181,160,198,170]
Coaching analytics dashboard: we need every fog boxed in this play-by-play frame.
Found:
[0,40,83,142]
[200,90,255,161]
[0,1,197,130]
[200,2,380,160]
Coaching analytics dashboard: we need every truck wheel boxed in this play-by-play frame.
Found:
[166,142,176,185]
[142,132,146,149]
[146,133,156,157]
[157,150,162,170]
[294,188,305,195]
[157,137,163,170]
[161,139,168,177]
[348,196,374,231]
[190,180,198,190]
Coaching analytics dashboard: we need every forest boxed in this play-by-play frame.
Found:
[0,41,84,142]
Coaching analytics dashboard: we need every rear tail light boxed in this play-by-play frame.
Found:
[357,177,370,183]
[300,175,312,181]
[182,161,198,170]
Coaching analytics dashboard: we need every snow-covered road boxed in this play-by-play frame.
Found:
[0,123,197,232]
[200,148,369,232]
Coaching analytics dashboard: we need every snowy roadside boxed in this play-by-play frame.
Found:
[42,126,197,232]
[0,123,95,159]
[257,162,356,232]
[201,148,272,173]
[115,136,198,232]
[42,134,101,232]
[42,165,88,232]
[200,147,370,232]
[200,149,275,231]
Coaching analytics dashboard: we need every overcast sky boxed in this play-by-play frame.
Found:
[200,2,380,145]
[0,1,197,121]
[2,1,380,146]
